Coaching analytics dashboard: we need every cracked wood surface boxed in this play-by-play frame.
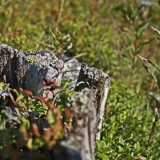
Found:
[0,42,63,99]
[75,63,110,140]
[55,89,96,160]
[0,42,110,160]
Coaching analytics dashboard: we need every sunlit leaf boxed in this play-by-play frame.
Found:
[96,152,109,160]
[22,89,33,97]
[136,20,150,39]
[136,41,150,54]
[36,96,47,104]
[148,60,160,72]
[143,64,160,90]
[47,110,55,124]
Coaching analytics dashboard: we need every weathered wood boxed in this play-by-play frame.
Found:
[0,43,18,87]
[75,63,110,140]
[16,50,64,99]
[61,54,81,90]
[55,89,96,160]
[0,42,110,160]
[0,43,63,99]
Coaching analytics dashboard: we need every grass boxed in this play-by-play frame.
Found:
[0,0,160,159]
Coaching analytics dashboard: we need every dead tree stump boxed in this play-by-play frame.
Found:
[0,42,63,100]
[0,42,110,160]
[75,63,110,140]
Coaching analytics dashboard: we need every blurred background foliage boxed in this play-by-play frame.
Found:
[0,0,159,88]
[1,0,160,159]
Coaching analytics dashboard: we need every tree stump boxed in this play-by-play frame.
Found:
[0,42,110,160]
[75,63,110,140]
[54,89,95,160]
[0,42,63,100]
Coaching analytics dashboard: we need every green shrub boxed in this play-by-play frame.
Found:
[0,0,160,159]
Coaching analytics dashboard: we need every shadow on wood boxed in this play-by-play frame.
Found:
[0,42,110,160]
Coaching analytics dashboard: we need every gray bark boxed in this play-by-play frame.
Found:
[75,63,110,140]
[55,89,96,160]
[0,43,18,87]
[0,42,110,160]
[0,42,63,100]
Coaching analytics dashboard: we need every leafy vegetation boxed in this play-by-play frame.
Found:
[0,0,160,159]
[0,79,74,160]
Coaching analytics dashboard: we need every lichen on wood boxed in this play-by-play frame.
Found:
[75,62,110,140]
[0,43,63,100]
[0,42,110,160]
[55,89,96,160]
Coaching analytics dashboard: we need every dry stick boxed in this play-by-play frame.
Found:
[141,6,150,59]
[55,0,65,28]
[7,88,16,105]
[146,114,158,150]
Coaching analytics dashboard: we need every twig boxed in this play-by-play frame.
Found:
[64,53,87,62]
[55,0,65,27]
[146,114,158,150]
[151,26,160,36]
[7,88,16,105]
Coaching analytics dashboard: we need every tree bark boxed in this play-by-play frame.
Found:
[54,89,96,160]
[0,43,18,87]
[0,42,110,160]
[75,63,110,140]
[0,42,63,100]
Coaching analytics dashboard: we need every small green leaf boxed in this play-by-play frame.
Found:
[16,93,25,102]
[61,79,72,89]
[136,20,150,39]
[67,42,73,50]
[0,82,4,90]
[32,138,44,150]
[28,104,35,109]
[134,141,140,152]
[96,140,107,149]
[47,110,55,124]
[148,60,160,72]
[126,153,134,159]
[143,64,160,90]
[96,152,109,160]
[136,41,150,54]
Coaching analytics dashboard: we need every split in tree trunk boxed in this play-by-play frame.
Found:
[0,42,110,160]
